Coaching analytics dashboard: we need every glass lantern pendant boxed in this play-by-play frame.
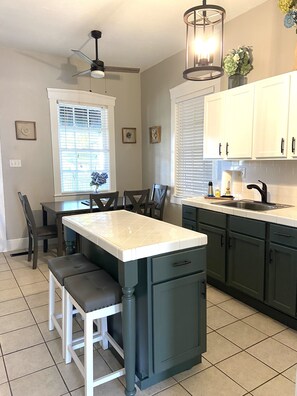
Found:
[183,0,225,81]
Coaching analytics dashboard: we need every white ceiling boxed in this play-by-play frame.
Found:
[0,0,267,72]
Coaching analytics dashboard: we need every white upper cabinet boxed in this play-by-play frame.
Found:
[288,72,297,158]
[253,73,290,158]
[225,84,254,159]
[204,84,254,159]
[204,92,225,159]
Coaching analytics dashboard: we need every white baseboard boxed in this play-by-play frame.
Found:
[1,238,57,253]
[1,238,27,253]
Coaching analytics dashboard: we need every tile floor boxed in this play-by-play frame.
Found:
[0,250,297,395]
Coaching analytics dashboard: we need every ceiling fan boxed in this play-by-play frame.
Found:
[72,30,140,78]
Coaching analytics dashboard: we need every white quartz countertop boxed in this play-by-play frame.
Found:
[62,210,207,262]
[182,196,297,227]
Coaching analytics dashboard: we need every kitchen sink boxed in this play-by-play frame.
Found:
[211,199,293,211]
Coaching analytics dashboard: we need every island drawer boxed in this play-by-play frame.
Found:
[270,224,297,248]
[151,247,206,283]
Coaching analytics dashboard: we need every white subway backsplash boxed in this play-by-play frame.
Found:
[215,160,297,205]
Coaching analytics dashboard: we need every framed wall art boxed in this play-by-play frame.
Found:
[122,127,136,144]
[149,126,161,144]
[15,121,36,140]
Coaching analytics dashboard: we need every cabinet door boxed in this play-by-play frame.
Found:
[225,84,254,159]
[228,231,265,301]
[199,223,226,283]
[204,92,225,159]
[267,243,297,317]
[152,272,206,373]
[253,74,290,158]
[288,72,297,158]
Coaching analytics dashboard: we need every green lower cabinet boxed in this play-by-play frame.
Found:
[199,223,226,282]
[228,231,265,301]
[267,243,297,317]
[152,272,206,374]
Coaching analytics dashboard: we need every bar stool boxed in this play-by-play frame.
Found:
[64,270,125,396]
[48,253,99,359]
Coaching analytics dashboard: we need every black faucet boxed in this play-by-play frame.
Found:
[247,180,268,203]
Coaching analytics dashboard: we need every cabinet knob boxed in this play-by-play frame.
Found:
[226,142,229,156]
[292,137,296,154]
[219,143,222,156]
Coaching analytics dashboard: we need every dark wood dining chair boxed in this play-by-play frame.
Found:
[18,192,57,269]
[89,192,119,212]
[123,189,150,215]
[148,184,168,221]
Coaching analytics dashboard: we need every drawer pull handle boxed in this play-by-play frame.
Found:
[281,138,285,154]
[274,233,293,238]
[172,260,191,267]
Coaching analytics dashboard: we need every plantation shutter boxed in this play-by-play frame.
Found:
[175,94,213,198]
[58,103,110,193]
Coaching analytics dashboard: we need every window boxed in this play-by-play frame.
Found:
[170,80,219,203]
[47,89,116,196]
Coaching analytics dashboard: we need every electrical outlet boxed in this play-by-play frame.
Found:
[9,159,22,167]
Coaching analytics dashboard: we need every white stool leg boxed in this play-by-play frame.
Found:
[48,272,55,331]
[85,315,94,396]
[62,286,66,359]
[65,291,73,364]
[100,317,108,350]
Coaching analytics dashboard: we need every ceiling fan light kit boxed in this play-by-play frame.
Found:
[183,0,225,81]
[72,30,140,78]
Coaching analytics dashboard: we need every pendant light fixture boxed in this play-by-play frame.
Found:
[183,0,225,81]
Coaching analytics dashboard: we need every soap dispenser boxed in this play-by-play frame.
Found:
[225,181,231,196]
[208,181,214,197]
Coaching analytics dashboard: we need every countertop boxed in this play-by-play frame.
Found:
[182,196,297,227]
[62,210,207,262]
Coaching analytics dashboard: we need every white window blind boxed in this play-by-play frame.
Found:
[175,95,212,197]
[58,103,110,193]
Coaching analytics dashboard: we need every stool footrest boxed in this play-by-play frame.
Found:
[68,345,85,377]
[93,368,126,387]
[72,331,101,350]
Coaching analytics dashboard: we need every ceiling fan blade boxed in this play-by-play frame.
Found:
[104,66,140,74]
[71,49,94,66]
[72,69,91,77]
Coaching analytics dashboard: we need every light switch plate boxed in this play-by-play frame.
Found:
[9,159,22,167]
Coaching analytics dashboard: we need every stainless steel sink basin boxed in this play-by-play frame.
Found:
[211,200,293,211]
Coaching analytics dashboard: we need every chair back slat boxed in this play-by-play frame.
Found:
[150,184,168,220]
[18,192,37,236]
[123,189,150,215]
[89,192,119,212]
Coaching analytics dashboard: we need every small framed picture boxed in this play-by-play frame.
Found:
[15,121,36,140]
[149,126,161,144]
[122,127,136,144]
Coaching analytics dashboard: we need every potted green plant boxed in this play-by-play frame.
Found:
[223,46,253,89]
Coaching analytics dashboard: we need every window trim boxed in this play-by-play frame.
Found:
[47,88,116,197]
[169,79,220,205]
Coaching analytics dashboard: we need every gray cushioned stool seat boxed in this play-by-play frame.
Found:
[48,253,99,286]
[64,270,122,313]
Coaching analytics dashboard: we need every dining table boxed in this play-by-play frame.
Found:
[41,200,95,256]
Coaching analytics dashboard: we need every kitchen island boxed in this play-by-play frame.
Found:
[62,210,207,396]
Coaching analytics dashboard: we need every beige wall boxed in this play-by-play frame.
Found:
[0,46,142,245]
[141,0,297,226]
